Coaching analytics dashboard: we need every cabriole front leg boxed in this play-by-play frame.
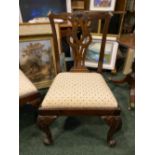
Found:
[37,115,57,145]
[102,116,122,147]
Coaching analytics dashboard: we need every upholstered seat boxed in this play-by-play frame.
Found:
[41,72,118,109]
[19,69,38,97]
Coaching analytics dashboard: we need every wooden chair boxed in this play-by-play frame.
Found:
[37,11,122,147]
[19,69,41,107]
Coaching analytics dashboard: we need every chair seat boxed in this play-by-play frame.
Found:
[41,73,118,109]
[19,69,38,97]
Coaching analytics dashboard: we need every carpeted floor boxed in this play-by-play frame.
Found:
[19,72,135,155]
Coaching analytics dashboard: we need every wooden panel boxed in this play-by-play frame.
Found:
[72,0,85,10]
[115,0,126,11]
[84,0,90,10]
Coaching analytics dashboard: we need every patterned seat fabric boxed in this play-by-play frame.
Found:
[41,73,118,109]
[19,69,38,97]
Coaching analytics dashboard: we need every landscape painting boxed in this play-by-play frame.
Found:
[19,37,56,88]
[85,36,118,70]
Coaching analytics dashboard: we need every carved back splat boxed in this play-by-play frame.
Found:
[48,11,112,73]
[67,13,92,72]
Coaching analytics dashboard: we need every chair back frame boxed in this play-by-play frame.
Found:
[48,11,112,73]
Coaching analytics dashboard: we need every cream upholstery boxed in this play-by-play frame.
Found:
[41,73,118,109]
[19,69,38,97]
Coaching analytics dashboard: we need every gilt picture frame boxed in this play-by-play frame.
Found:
[85,35,118,70]
[19,35,57,89]
[89,0,116,11]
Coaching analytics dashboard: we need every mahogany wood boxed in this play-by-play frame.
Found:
[48,11,112,73]
[37,115,58,145]
[37,11,122,146]
[19,92,42,108]
[115,0,127,12]
[38,108,121,116]
[117,34,135,49]
[102,116,122,146]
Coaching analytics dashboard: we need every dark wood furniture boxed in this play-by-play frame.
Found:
[86,0,127,36]
[112,34,135,110]
[20,92,41,108]
[37,11,122,147]
[118,34,135,49]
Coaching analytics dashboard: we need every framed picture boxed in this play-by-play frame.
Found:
[20,0,71,22]
[89,0,116,11]
[85,35,118,70]
[19,35,57,89]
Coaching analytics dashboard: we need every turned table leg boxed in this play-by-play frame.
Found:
[101,116,122,147]
[37,115,57,145]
